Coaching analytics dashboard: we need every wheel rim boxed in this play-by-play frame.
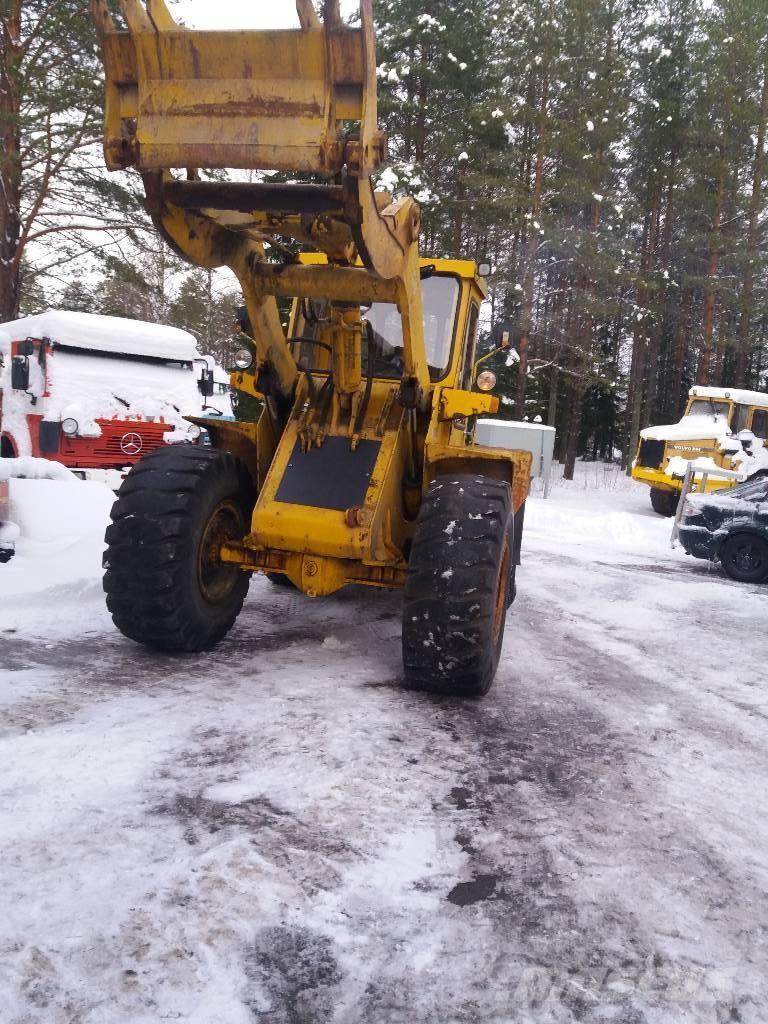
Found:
[197,499,244,604]
[730,539,766,576]
[492,538,511,645]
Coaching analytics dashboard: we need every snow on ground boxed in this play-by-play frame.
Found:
[0,476,114,631]
[0,463,766,1023]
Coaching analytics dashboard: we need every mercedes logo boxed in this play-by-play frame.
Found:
[120,431,143,456]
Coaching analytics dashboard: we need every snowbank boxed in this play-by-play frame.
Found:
[0,310,197,362]
[525,461,675,562]
[9,477,113,544]
[0,476,114,631]
[0,456,77,482]
[0,520,20,545]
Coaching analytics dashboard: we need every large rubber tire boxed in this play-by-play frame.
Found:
[719,533,768,584]
[650,487,679,517]
[103,446,253,651]
[402,474,513,697]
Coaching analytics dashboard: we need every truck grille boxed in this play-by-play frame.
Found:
[638,438,665,469]
[61,421,170,466]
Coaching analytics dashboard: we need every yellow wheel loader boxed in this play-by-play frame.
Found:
[93,0,532,696]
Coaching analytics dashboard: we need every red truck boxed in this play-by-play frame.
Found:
[0,311,211,486]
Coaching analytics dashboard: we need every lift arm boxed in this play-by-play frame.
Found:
[91,0,429,403]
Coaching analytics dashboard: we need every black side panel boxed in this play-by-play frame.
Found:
[275,436,381,511]
[638,438,665,468]
[11,357,29,391]
[38,420,62,454]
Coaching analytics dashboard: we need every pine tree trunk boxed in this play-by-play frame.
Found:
[713,305,727,385]
[515,74,549,420]
[696,131,728,385]
[563,381,584,481]
[0,3,22,321]
[670,287,692,418]
[735,65,768,386]
[626,198,659,471]
[414,44,429,165]
[547,366,558,427]
[651,162,676,424]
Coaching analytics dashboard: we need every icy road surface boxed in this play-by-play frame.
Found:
[0,465,766,1024]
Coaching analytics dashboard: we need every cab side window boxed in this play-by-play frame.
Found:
[461,302,480,390]
[733,404,750,433]
[750,408,767,439]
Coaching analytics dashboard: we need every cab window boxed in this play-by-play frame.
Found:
[686,399,731,421]
[750,408,767,439]
[461,302,480,390]
[732,404,750,433]
[294,276,460,382]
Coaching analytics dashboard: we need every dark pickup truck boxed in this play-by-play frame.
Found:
[678,475,768,583]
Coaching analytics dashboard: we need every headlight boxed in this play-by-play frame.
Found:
[476,370,497,392]
[61,417,79,436]
[187,423,201,440]
[234,348,254,370]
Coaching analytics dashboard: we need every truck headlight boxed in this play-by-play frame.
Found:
[476,370,497,392]
[61,417,79,436]
[187,423,201,440]
[234,348,254,370]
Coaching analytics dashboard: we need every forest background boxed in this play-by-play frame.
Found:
[2,0,768,476]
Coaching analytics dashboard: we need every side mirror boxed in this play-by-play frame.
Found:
[18,339,35,356]
[491,321,514,350]
[471,321,516,385]
[197,368,215,397]
[11,356,30,391]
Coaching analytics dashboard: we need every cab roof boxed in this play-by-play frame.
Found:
[689,385,768,407]
[0,311,198,362]
[297,253,489,298]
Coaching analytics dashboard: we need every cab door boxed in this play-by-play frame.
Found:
[460,301,480,391]
[749,406,768,442]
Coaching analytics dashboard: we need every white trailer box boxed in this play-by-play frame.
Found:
[475,419,556,494]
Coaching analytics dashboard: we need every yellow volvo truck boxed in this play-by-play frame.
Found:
[632,385,768,515]
[91,0,534,696]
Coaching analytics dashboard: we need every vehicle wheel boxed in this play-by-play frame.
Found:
[650,487,679,517]
[719,533,768,584]
[103,446,253,651]
[402,474,513,697]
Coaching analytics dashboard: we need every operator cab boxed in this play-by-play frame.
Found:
[683,386,768,440]
[289,256,488,392]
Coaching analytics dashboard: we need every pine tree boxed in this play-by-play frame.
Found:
[0,1,143,321]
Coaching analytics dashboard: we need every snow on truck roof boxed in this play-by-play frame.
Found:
[689,384,768,406]
[0,310,198,362]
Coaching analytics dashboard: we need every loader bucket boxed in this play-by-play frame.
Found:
[91,0,385,178]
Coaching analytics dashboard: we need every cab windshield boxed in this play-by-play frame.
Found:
[685,399,731,421]
[295,275,460,382]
